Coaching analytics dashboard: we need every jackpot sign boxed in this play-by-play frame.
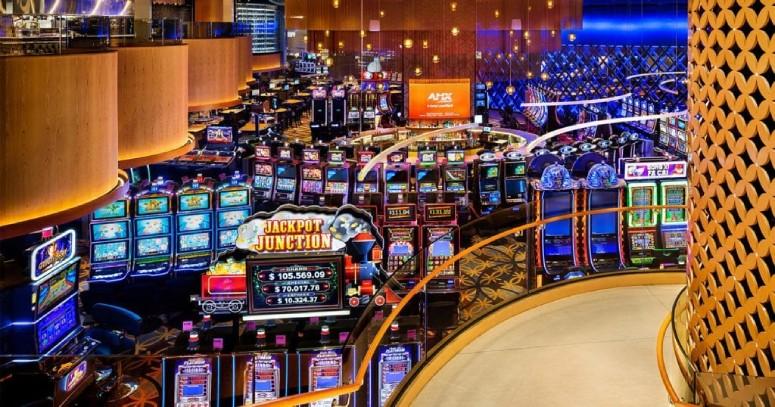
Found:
[408,79,471,120]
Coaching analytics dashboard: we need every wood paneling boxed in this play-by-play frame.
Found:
[237,36,254,85]
[186,38,242,111]
[117,44,191,167]
[194,0,233,22]
[0,52,119,234]
[252,52,283,72]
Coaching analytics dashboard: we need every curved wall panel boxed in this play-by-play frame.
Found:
[117,44,192,168]
[186,38,242,111]
[252,52,282,72]
[238,36,254,87]
[0,52,124,238]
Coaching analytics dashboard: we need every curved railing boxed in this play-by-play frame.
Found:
[253,203,689,406]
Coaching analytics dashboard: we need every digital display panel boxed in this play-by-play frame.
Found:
[36,262,78,315]
[218,209,250,228]
[256,163,273,176]
[505,162,526,176]
[136,196,170,216]
[445,168,466,182]
[135,216,171,237]
[446,150,465,164]
[662,183,687,224]
[419,151,436,164]
[385,170,408,184]
[377,344,416,407]
[359,152,374,163]
[36,296,79,354]
[303,167,323,180]
[218,229,240,249]
[256,145,272,159]
[92,241,130,263]
[174,358,212,406]
[59,359,88,393]
[663,230,687,249]
[135,236,171,258]
[278,148,293,160]
[276,164,297,179]
[328,151,345,163]
[31,230,76,281]
[219,190,250,207]
[179,193,211,212]
[177,213,212,233]
[408,79,471,120]
[178,232,212,253]
[276,178,296,192]
[93,200,128,220]
[326,168,348,182]
[630,232,656,251]
[206,126,233,144]
[243,354,280,404]
[485,166,499,179]
[629,185,657,227]
[248,256,343,315]
[303,150,320,162]
[91,220,130,242]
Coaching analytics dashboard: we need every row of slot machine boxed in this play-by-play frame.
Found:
[310,87,348,140]
[346,81,401,132]
[88,172,254,283]
[528,150,689,283]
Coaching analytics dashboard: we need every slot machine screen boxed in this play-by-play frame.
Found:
[276,178,296,192]
[256,146,272,159]
[504,179,526,196]
[385,170,408,184]
[92,241,130,264]
[36,262,78,315]
[178,232,212,253]
[446,150,465,164]
[219,190,250,207]
[179,193,211,211]
[36,296,79,354]
[59,359,88,393]
[174,358,212,406]
[206,126,234,144]
[630,232,656,250]
[256,163,273,176]
[217,229,239,249]
[362,169,378,183]
[303,167,323,181]
[136,196,170,215]
[326,167,348,182]
[629,186,656,227]
[543,192,573,256]
[663,230,687,249]
[359,152,374,163]
[217,209,250,228]
[589,213,618,255]
[135,216,171,236]
[419,151,436,164]
[276,164,297,181]
[379,95,389,111]
[93,200,128,220]
[505,162,526,176]
[485,165,499,179]
[303,150,321,162]
[328,151,345,164]
[663,184,687,223]
[278,148,293,160]
[177,213,212,233]
[91,220,130,241]
[135,236,171,258]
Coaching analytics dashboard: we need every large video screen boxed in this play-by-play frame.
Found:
[37,296,79,354]
[179,193,211,212]
[408,79,471,120]
[92,241,130,264]
[177,213,212,233]
[91,220,130,242]
[247,256,343,315]
[136,196,170,216]
[219,190,250,208]
[135,216,171,237]
[36,262,78,315]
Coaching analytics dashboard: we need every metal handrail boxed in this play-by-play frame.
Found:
[254,204,689,406]
[657,310,699,407]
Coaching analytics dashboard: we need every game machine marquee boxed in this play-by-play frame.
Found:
[476,151,503,215]
[384,150,413,206]
[0,230,98,406]
[253,144,275,207]
[323,149,351,207]
[89,198,132,282]
[383,204,420,290]
[175,175,215,273]
[236,205,388,317]
[415,148,442,209]
[353,150,382,221]
[579,161,625,272]
[215,171,253,252]
[531,160,581,282]
[299,148,326,206]
[132,178,175,277]
[443,148,469,221]
[503,151,528,205]
[273,146,298,204]
[423,203,460,292]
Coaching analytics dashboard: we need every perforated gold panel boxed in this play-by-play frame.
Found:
[687,0,775,377]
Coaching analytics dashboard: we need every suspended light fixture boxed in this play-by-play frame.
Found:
[547,0,554,9]
[541,72,549,81]
[366,43,372,51]
[338,41,344,48]
[569,33,577,42]
[432,55,440,64]
[414,66,423,76]
[326,57,334,66]
[332,0,339,8]
[485,80,493,89]
[422,40,429,49]
[360,30,366,38]
[379,10,385,17]
[494,9,499,18]
[527,71,534,79]
[403,38,413,48]
[325,30,330,37]
[451,26,460,36]
[506,85,516,95]
[450,1,457,12]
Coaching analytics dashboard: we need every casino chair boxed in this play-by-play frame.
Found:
[86,303,144,402]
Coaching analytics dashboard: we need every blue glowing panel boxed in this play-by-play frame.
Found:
[136,197,170,215]
[91,221,130,241]
[219,190,249,207]
[178,232,212,253]
[177,213,212,233]
[92,241,130,263]
[217,209,250,228]
[135,216,171,237]
[37,296,79,354]
[179,193,211,211]
[135,236,171,257]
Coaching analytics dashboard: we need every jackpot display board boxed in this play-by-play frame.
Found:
[248,256,343,314]
[408,79,471,120]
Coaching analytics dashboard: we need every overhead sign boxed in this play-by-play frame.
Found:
[31,229,77,281]
[408,79,471,120]
[623,160,687,181]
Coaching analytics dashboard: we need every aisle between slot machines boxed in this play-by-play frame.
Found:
[0,229,100,406]
[621,158,688,268]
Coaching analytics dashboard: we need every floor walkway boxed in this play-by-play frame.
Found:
[413,285,684,406]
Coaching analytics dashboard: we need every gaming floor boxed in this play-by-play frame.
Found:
[413,285,687,407]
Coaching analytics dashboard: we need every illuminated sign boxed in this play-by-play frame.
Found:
[623,160,687,180]
[408,79,471,120]
[59,360,88,393]
[424,204,456,222]
[31,229,77,281]
[384,205,417,223]
[206,126,233,144]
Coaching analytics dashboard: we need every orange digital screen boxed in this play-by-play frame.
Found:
[408,79,471,120]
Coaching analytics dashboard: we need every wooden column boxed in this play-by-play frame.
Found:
[186,38,243,111]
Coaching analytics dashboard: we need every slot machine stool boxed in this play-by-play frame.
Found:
[86,303,145,402]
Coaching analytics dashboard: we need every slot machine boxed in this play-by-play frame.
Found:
[132,178,175,277]
[415,148,442,209]
[347,87,362,132]
[368,327,422,407]
[475,150,503,215]
[382,204,420,289]
[215,171,253,252]
[362,83,377,130]
[423,203,460,292]
[253,144,275,208]
[621,158,670,267]
[0,229,99,406]
[503,151,528,206]
[174,175,215,274]
[377,90,392,128]
[580,161,625,272]
[297,327,355,407]
[273,146,298,204]
[530,157,581,282]
[299,148,325,205]
[442,148,469,221]
[240,352,286,404]
[168,357,213,407]
[323,149,350,206]
[383,150,412,205]
[659,178,689,266]
[203,125,237,168]
[328,88,347,138]
[89,197,132,283]
[310,88,329,140]
[353,150,382,221]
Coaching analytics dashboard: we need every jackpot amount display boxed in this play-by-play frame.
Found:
[250,261,341,312]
